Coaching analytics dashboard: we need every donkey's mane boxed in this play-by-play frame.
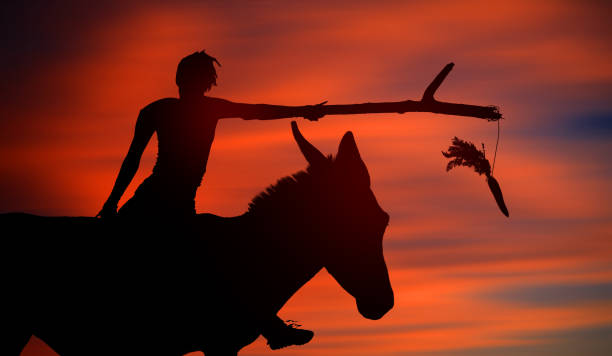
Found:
[247,156,333,216]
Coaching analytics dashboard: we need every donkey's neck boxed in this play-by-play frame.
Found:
[237,171,325,312]
[236,210,324,314]
[206,169,328,314]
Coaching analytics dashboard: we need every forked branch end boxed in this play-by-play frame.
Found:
[422,63,454,102]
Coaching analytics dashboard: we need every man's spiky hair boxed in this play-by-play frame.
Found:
[175,50,221,92]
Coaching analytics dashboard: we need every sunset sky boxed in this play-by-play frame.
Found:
[2,1,611,355]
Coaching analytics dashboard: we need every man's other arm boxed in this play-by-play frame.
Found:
[97,107,155,217]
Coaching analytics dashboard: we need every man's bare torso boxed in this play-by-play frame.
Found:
[142,96,235,199]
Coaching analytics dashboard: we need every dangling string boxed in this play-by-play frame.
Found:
[491,118,500,176]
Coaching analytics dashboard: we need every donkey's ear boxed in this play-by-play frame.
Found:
[291,121,328,167]
[336,131,370,186]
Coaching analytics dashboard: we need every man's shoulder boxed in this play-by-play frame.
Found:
[141,98,179,113]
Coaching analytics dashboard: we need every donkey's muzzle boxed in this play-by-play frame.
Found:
[356,293,394,320]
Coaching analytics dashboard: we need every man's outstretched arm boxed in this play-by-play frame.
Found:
[97,109,155,218]
[216,99,327,121]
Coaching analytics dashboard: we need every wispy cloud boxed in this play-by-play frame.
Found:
[482,282,612,306]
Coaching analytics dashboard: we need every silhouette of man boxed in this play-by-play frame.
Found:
[98,51,323,349]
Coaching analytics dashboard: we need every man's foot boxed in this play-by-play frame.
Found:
[266,321,314,350]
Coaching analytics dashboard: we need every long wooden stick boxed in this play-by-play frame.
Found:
[320,63,502,121]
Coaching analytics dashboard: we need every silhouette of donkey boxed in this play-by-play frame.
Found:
[2,122,393,356]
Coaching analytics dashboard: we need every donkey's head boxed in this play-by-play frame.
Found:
[291,122,393,320]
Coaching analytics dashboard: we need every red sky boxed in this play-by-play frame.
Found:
[3,1,611,355]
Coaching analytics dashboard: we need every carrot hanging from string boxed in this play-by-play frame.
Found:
[441,124,509,217]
